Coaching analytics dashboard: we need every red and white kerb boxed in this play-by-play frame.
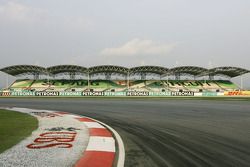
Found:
[56,112,116,167]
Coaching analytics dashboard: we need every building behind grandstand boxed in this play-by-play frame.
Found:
[0,65,249,94]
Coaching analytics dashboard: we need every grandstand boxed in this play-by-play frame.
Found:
[0,65,249,93]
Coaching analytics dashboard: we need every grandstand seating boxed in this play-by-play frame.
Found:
[8,79,239,92]
[9,79,34,91]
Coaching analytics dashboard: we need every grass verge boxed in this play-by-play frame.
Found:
[0,109,38,154]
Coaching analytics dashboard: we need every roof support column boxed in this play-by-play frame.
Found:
[87,72,90,90]
[6,74,9,89]
[141,73,146,80]
[127,71,130,90]
[167,75,169,91]
[241,75,243,90]
[209,74,214,80]
[34,73,39,80]
[175,73,180,80]
[69,72,76,80]
[105,73,112,80]
[47,73,50,85]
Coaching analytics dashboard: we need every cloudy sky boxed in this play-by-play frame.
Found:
[0,0,249,88]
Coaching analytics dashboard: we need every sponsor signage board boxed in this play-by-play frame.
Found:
[59,92,82,96]
[202,92,218,96]
[104,92,126,96]
[11,91,36,96]
[224,91,250,96]
[194,93,202,96]
[149,92,171,96]
[82,91,105,96]
[171,91,194,96]
[35,91,60,96]
[0,92,11,96]
[5,90,250,97]
[126,91,149,96]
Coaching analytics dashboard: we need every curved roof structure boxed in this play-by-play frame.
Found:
[206,66,249,78]
[0,65,249,78]
[0,65,47,76]
[88,65,129,75]
[168,66,208,76]
[47,65,88,75]
[129,66,168,75]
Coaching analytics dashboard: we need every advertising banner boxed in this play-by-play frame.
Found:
[202,92,218,96]
[224,91,250,96]
[126,91,149,96]
[11,91,36,96]
[59,92,82,96]
[149,92,171,96]
[82,91,105,96]
[0,92,11,96]
[6,90,250,97]
[104,92,126,96]
[35,91,60,96]
[171,91,194,96]
[217,93,224,96]
[194,93,202,96]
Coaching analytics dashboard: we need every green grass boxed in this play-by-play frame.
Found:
[0,109,38,153]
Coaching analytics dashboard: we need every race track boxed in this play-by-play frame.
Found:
[1,98,250,167]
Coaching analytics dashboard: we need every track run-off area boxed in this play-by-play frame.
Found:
[0,98,250,167]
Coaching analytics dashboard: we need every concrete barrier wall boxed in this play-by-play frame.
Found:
[1,90,249,97]
[0,91,230,97]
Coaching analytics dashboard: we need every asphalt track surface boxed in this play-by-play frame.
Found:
[1,98,250,167]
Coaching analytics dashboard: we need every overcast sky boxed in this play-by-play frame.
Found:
[0,0,249,88]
